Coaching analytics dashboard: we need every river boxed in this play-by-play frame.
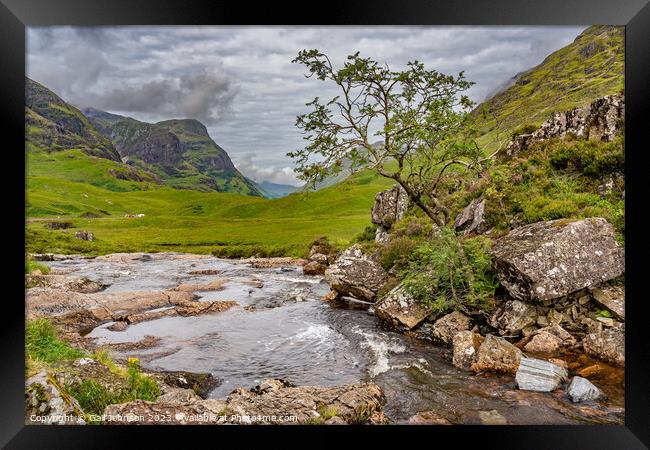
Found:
[46,253,624,425]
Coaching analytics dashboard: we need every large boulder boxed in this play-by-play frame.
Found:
[374,284,432,329]
[324,245,388,302]
[583,324,625,366]
[489,299,539,335]
[429,311,472,346]
[471,334,522,375]
[371,185,409,229]
[491,218,624,302]
[515,358,568,392]
[454,197,488,235]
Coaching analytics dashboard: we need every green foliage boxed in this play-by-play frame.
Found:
[378,236,418,272]
[400,229,498,314]
[26,319,85,364]
[316,404,339,420]
[353,224,378,243]
[67,357,160,421]
[511,124,538,138]
[125,357,160,402]
[212,244,290,259]
[67,380,121,420]
[290,49,481,224]
[25,260,50,274]
[596,309,614,318]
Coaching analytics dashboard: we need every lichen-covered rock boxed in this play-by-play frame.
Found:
[429,311,472,346]
[324,245,388,302]
[589,285,625,321]
[491,218,624,302]
[583,324,625,366]
[371,185,409,229]
[506,94,624,157]
[25,371,86,424]
[454,197,488,235]
[567,376,604,403]
[471,334,522,375]
[452,331,484,370]
[374,284,432,329]
[524,324,576,353]
[515,358,568,392]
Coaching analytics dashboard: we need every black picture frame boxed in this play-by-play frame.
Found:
[2,0,649,447]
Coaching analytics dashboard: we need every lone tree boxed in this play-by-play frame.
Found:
[289,50,490,227]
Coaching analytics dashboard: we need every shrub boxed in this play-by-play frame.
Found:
[378,236,418,272]
[67,379,121,419]
[400,228,498,314]
[26,319,85,364]
[353,225,378,243]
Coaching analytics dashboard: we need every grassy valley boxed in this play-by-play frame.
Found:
[25,25,624,259]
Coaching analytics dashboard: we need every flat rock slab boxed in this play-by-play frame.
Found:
[492,218,624,302]
[515,358,568,392]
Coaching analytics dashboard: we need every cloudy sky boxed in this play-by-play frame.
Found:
[27,26,585,186]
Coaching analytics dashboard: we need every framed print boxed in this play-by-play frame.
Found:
[1,0,649,447]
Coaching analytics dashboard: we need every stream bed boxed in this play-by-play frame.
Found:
[47,253,624,424]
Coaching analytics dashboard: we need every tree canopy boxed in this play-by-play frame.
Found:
[289,50,493,226]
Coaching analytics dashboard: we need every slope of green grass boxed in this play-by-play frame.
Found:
[26,152,393,257]
[474,25,624,150]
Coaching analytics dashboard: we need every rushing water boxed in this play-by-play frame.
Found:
[47,253,624,424]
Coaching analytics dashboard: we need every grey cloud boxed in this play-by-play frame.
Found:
[234,153,301,186]
[27,25,587,184]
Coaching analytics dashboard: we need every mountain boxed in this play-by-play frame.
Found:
[25,78,121,162]
[256,181,302,199]
[474,25,624,148]
[83,109,264,196]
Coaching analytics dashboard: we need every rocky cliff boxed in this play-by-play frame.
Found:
[84,109,263,196]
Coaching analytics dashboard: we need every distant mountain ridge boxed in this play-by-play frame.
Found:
[255,181,302,198]
[83,108,263,196]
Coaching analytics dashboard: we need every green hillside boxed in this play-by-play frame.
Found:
[25,78,121,162]
[475,25,624,149]
[26,168,392,256]
[84,109,264,196]
[25,25,624,258]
